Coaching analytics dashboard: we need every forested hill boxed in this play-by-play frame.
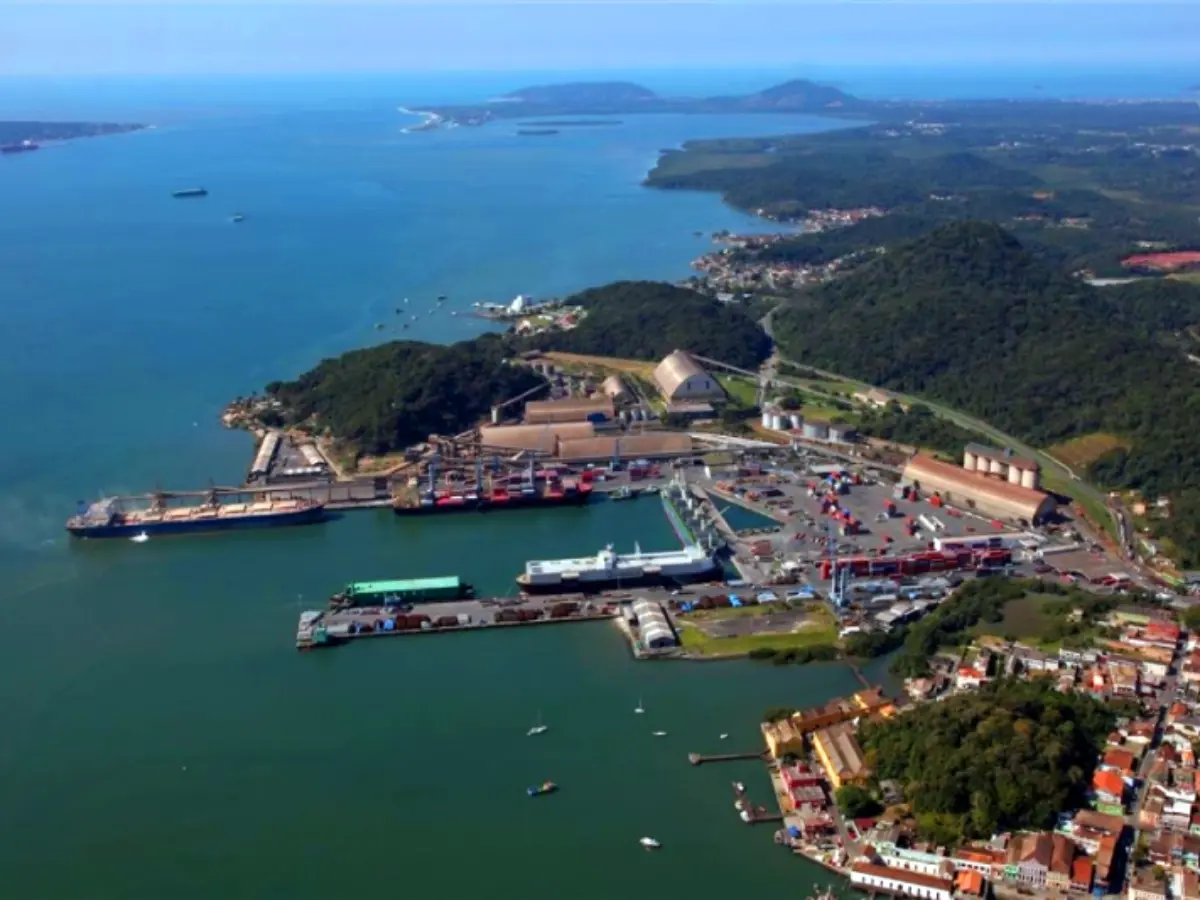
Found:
[530,281,771,369]
[772,221,1200,561]
[265,335,543,456]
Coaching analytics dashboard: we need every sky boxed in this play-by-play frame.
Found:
[1,1,1198,76]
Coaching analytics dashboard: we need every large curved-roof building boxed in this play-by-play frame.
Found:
[653,350,724,403]
[902,453,1056,524]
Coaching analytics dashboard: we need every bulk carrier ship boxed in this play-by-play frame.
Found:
[66,489,325,538]
[393,459,592,516]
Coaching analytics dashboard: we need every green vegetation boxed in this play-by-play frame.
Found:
[748,644,839,665]
[529,281,771,370]
[889,577,1034,677]
[972,592,1119,648]
[859,680,1115,843]
[677,604,838,658]
[835,784,883,819]
[856,403,981,460]
[1182,607,1200,632]
[715,374,758,409]
[772,222,1200,565]
[265,335,542,456]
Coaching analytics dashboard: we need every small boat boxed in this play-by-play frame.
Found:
[402,323,409,329]
[450,311,458,316]
[739,809,752,823]
[527,710,548,736]
[652,731,667,737]
[640,837,661,850]
[403,297,409,304]
[719,733,729,740]
[411,315,418,321]
[437,294,447,301]
[172,187,207,199]
[734,781,746,793]
[130,532,150,544]
[609,486,635,502]
[634,697,644,715]
[374,323,385,330]
[230,213,245,223]
[527,781,558,797]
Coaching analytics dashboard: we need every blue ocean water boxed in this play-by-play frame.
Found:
[0,68,1189,899]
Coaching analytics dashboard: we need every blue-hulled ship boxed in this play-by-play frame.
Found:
[66,489,325,538]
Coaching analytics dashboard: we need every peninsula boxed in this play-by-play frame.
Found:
[0,120,144,148]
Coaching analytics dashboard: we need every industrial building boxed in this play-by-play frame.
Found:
[902,454,1056,525]
[479,422,596,455]
[557,433,693,463]
[478,423,692,462]
[653,350,725,403]
[811,722,870,789]
[601,375,630,401]
[631,598,676,649]
[963,442,1041,490]
[249,431,281,481]
[523,396,614,425]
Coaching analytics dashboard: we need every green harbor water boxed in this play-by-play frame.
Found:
[2,499,866,898]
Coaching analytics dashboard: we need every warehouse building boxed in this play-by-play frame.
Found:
[653,350,725,403]
[902,454,1056,525]
[632,598,676,650]
[601,375,630,401]
[479,422,595,455]
[557,432,693,463]
[524,396,614,425]
[811,722,870,789]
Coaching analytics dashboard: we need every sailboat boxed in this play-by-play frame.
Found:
[130,532,150,544]
[634,697,645,715]
[527,711,548,736]
[639,837,661,850]
[652,731,667,738]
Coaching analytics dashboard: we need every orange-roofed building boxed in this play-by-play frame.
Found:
[1093,769,1127,807]
[956,870,986,896]
[1071,857,1094,893]
[1103,747,1137,777]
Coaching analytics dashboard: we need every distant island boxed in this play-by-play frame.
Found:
[0,120,144,147]
[409,77,1200,130]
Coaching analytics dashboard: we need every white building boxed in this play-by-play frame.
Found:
[850,863,954,900]
[632,598,676,650]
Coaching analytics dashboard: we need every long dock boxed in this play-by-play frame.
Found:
[296,594,620,650]
[689,751,768,765]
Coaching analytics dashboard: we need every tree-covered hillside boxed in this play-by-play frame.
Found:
[772,221,1200,561]
[860,680,1114,845]
[266,335,543,456]
[532,280,771,369]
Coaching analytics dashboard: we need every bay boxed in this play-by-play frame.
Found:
[0,75,860,898]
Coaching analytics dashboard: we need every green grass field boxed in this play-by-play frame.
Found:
[677,604,838,656]
[715,374,758,409]
[972,594,1063,641]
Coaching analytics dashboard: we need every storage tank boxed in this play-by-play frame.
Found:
[989,458,1005,475]
[490,406,500,425]
[802,422,829,441]
[1021,468,1038,490]
[770,413,784,431]
[962,450,977,471]
[1008,467,1022,485]
[789,414,802,430]
[761,410,773,429]
[975,456,991,473]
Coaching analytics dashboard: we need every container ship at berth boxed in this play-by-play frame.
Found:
[393,459,592,515]
[66,489,325,538]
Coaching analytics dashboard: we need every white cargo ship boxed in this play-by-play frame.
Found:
[517,542,719,593]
